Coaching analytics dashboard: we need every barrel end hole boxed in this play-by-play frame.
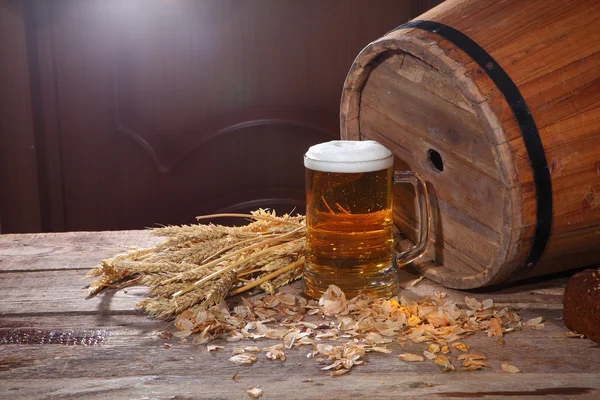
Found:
[428,149,444,172]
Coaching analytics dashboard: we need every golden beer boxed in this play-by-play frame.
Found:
[303,141,397,298]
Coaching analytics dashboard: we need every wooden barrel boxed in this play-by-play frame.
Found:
[340,0,600,289]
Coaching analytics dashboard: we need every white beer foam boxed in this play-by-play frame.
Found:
[304,140,393,173]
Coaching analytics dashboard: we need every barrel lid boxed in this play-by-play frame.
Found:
[340,30,526,289]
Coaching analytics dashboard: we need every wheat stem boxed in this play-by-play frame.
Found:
[202,233,277,264]
[162,225,304,286]
[172,238,304,298]
[237,268,264,277]
[229,258,304,296]
[195,213,300,225]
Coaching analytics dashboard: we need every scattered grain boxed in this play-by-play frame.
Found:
[501,363,521,373]
[247,387,263,398]
[398,353,424,362]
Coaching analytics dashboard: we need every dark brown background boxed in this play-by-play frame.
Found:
[0,0,441,233]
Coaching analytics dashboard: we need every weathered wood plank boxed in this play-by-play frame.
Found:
[0,269,146,315]
[1,230,599,399]
[0,264,566,316]
[0,231,163,272]
[1,373,598,400]
[359,111,504,233]
[1,306,599,398]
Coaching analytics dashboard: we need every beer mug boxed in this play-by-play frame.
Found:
[303,140,431,298]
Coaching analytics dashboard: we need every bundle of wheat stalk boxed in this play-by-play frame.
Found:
[86,209,305,319]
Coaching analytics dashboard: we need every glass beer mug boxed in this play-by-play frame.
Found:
[303,140,431,298]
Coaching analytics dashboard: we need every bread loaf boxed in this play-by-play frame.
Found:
[563,268,600,342]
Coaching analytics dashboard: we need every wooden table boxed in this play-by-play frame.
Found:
[1,231,599,399]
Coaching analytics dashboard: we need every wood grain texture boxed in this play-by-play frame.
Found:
[0,231,164,272]
[1,230,599,399]
[341,0,600,288]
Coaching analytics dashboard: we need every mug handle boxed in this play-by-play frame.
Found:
[393,170,432,267]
